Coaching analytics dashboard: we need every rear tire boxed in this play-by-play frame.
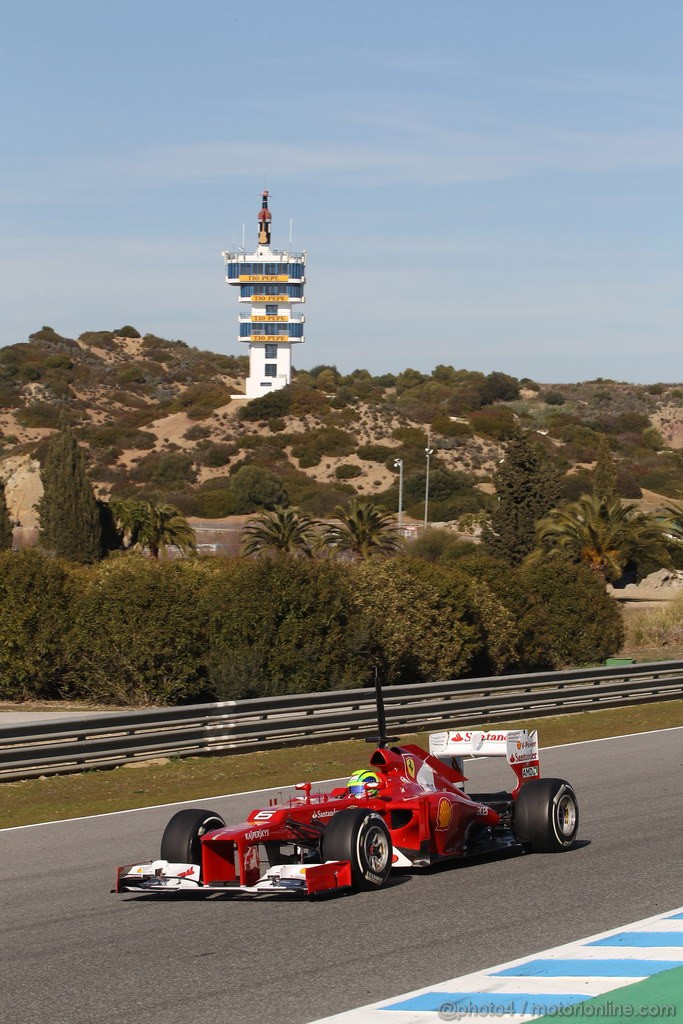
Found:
[322,808,392,889]
[514,778,579,852]
[160,808,226,871]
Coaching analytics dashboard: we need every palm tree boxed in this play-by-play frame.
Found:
[320,499,402,561]
[110,498,144,550]
[110,499,196,558]
[240,506,317,557]
[662,503,683,542]
[531,494,671,582]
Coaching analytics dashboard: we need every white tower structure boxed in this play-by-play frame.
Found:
[222,191,306,400]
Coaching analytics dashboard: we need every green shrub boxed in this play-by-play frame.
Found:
[391,426,427,446]
[514,560,624,669]
[238,387,292,421]
[394,368,427,394]
[357,443,396,462]
[204,558,366,698]
[352,557,480,684]
[15,403,62,429]
[184,424,211,441]
[28,326,74,345]
[397,380,453,422]
[543,390,566,406]
[642,427,664,451]
[291,427,355,467]
[335,463,362,480]
[44,354,73,370]
[66,558,208,704]
[131,451,197,488]
[175,382,232,419]
[84,424,156,451]
[406,528,476,564]
[227,464,286,512]
[469,405,517,440]
[289,386,330,417]
[116,364,148,385]
[195,442,235,468]
[481,371,520,404]
[195,488,239,517]
[430,413,473,438]
[558,471,592,501]
[113,325,141,338]
[0,549,75,700]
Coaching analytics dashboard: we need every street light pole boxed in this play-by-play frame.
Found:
[424,439,434,528]
[393,458,404,527]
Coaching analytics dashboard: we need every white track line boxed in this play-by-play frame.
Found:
[2,725,681,833]
[307,907,683,1023]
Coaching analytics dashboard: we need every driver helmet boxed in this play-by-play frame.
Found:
[346,769,380,797]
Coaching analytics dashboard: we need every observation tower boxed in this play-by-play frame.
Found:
[222,191,306,399]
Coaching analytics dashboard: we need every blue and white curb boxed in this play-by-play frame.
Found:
[309,907,683,1023]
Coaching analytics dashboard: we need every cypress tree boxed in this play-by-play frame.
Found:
[482,431,560,565]
[0,479,13,551]
[38,422,102,563]
[593,434,617,502]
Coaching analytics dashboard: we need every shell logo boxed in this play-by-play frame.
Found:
[436,797,453,831]
[517,741,522,750]
[404,756,416,780]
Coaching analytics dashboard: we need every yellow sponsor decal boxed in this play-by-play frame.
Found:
[251,315,289,322]
[250,334,288,342]
[404,756,416,780]
[249,295,290,303]
[239,274,290,283]
[435,797,453,831]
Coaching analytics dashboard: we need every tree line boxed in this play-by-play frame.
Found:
[2,422,681,707]
[0,547,623,705]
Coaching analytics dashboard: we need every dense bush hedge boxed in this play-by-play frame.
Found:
[0,550,76,700]
[0,549,624,705]
[65,557,210,704]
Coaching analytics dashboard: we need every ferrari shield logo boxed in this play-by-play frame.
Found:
[404,756,416,780]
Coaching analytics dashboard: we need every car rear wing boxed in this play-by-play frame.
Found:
[428,728,540,795]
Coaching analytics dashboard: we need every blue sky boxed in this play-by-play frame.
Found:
[2,1,682,383]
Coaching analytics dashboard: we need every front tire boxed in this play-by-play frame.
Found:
[160,808,226,873]
[322,808,392,889]
[514,778,579,852]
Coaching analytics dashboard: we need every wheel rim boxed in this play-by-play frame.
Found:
[198,817,223,837]
[555,794,577,837]
[363,824,389,873]
[191,817,224,864]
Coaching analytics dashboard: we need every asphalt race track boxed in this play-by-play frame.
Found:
[2,728,682,1024]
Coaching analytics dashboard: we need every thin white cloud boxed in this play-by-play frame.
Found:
[4,122,683,205]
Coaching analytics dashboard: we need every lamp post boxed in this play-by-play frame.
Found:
[393,458,404,528]
[424,442,434,527]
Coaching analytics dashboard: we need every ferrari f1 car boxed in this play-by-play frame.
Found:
[115,725,579,898]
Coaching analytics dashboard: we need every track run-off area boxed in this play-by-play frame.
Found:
[1,728,682,1024]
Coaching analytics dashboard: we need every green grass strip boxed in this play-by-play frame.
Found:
[1,699,682,829]
[534,964,683,1022]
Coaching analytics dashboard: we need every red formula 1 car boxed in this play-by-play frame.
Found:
[115,725,579,898]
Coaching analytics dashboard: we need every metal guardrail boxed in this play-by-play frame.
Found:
[1,660,682,782]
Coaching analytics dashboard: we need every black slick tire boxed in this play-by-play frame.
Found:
[514,778,579,852]
[322,808,392,890]
[160,808,226,873]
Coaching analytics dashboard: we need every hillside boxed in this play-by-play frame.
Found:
[2,325,683,535]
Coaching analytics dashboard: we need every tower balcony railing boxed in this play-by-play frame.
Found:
[226,275,306,287]
[237,294,304,304]
[238,334,305,344]
[222,249,306,262]
[238,314,305,323]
